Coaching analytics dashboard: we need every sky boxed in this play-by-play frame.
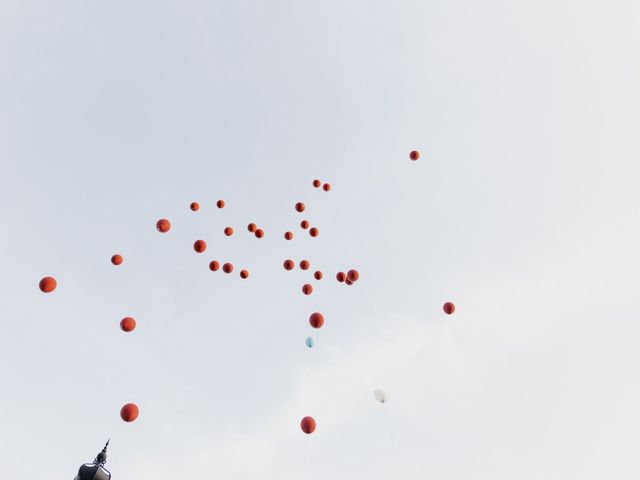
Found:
[0,0,639,478]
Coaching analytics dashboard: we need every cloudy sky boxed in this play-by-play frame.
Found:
[1,0,639,478]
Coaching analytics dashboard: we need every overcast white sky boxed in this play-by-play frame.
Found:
[1,0,639,478]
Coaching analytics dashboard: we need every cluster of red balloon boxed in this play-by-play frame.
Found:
[36,150,455,437]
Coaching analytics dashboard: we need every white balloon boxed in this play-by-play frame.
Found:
[373,389,388,404]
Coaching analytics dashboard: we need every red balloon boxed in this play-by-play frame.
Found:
[322,183,331,192]
[120,317,136,332]
[345,278,353,286]
[156,218,171,233]
[217,199,225,208]
[240,269,249,279]
[314,271,323,280]
[313,179,321,188]
[39,276,57,293]
[443,302,455,315]
[190,202,199,211]
[309,312,324,329]
[209,260,220,271]
[247,223,257,233]
[255,229,264,238]
[347,269,359,282]
[302,284,313,295]
[410,150,420,161]
[111,254,123,266]
[284,259,295,271]
[284,231,293,240]
[300,416,316,434]
[194,240,207,253]
[300,220,309,230]
[309,227,319,237]
[120,403,139,423]
[336,272,346,283]
[224,227,234,236]
[295,202,306,213]
[223,263,234,274]
[300,260,310,270]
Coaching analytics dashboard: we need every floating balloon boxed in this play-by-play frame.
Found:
[39,276,57,293]
[209,260,220,271]
[302,284,313,295]
[410,150,420,161]
[336,272,346,283]
[156,218,171,233]
[111,254,123,266]
[217,200,225,208]
[120,317,136,332]
[224,227,234,236]
[300,416,316,434]
[255,229,264,238]
[309,227,319,237]
[284,231,293,240]
[373,389,388,404]
[347,269,359,282]
[223,263,234,274]
[323,183,331,191]
[300,220,309,230]
[309,312,324,329]
[305,337,315,348]
[240,269,249,279]
[443,302,455,315]
[190,202,199,211]
[314,271,323,280]
[284,259,295,270]
[313,179,321,188]
[300,260,310,270]
[247,223,257,233]
[345,278,353,286]
[120,403,139,423]
[194,240,207,253]
[295,202,306,213]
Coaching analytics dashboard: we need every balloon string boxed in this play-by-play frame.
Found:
[382,407,401,473]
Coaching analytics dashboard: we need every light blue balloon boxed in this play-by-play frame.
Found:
[305,337,315,348]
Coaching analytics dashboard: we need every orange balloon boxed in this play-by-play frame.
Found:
[309,312,324,329]
[300,220,309,230]
[224,227,234,236]
[302,284,313,295]
[295,202,305,213]
[111,254,123,266]
[156,218,171,233]
[194,240,207,253]
[322,183,331,192]
[309,227,319,237]
[120,317,136,332]
[347,269,359,282]
[284,231,293,240]
[223,263,234,273]
[300,260,310,270]
[217,199,225,208]
[410,150,420,161]
[240,269,249,279]
[120,403,139,423]
[284,259,295,271]
[209,260,220,271]
[314,271,323,280]
[443,302,455,315]
[39,276,57,293]
[300,416,316,434]
[313,179,321,188]
[336,272,346,283]
[255,229,264,238]
[248,223,257,233]
[190,202,199,211]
